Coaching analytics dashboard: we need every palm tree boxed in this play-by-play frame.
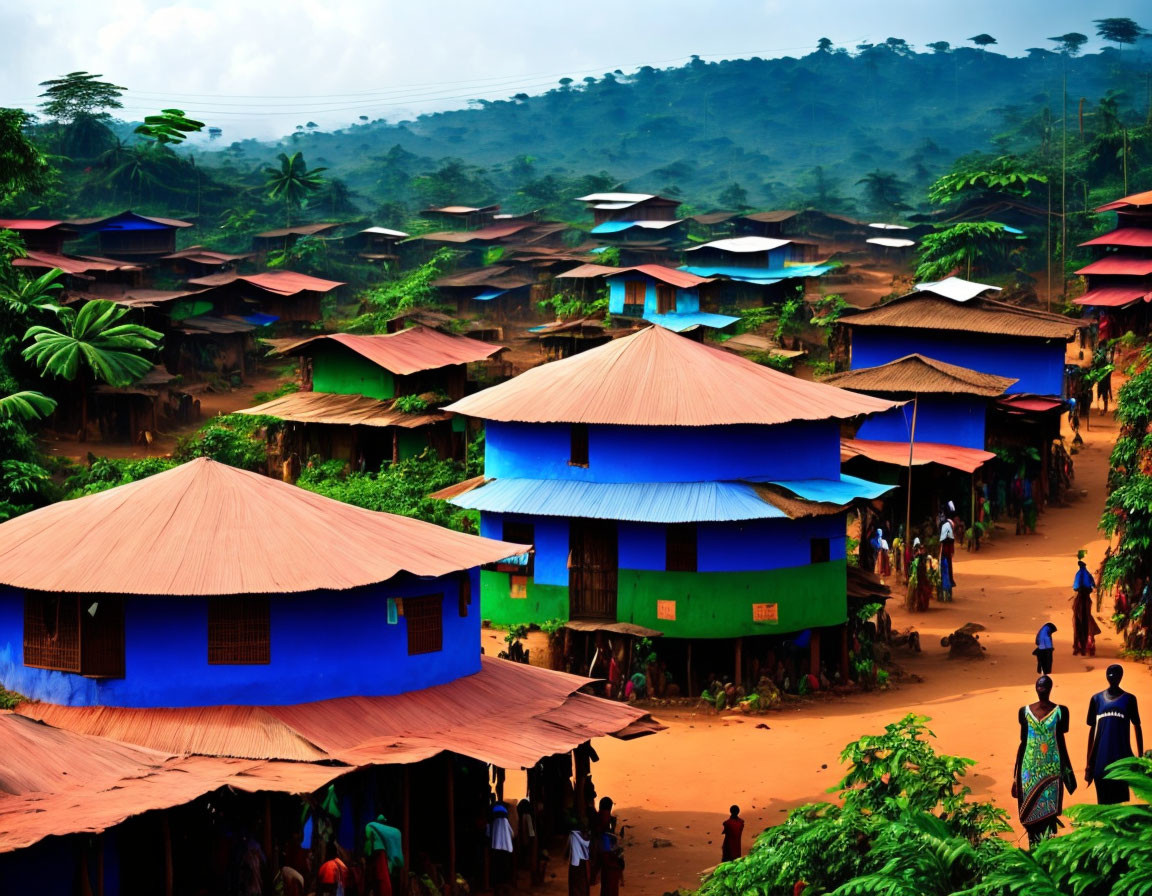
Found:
[22,300,162,441]
[0,267,66,319]
[0,391,56,422]
[263,151,327,227]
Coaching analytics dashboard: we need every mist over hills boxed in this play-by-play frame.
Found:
[214,45,1149,216]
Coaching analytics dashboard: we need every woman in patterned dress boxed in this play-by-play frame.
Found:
[1012,675,1076,846]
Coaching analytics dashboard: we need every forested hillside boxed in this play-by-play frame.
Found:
[221,43,1150,216]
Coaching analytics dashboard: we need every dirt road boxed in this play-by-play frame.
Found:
[525,412,1137,895]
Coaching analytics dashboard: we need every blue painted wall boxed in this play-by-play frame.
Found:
[481,512,570,587]
[607,275,700,316]
[485,421,842,483]
[0,570,481,708]
[850,329,1066,397]
[481,514,845,578]
[855,395,987,449]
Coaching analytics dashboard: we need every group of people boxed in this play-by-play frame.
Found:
[1033,558,1103,674]
[564,796,625,896]
[1013,665,1143,845]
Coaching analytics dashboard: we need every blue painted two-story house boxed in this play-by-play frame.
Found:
[679,235,832,306]
[443,325,897,685]
[605,264,738,332]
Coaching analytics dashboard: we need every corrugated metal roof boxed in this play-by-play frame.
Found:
[187,271,344,295]
[739,210,799,223]
[101,287,210,309]
[1075,257,1152,276]
[163,245,252,263]
[679,263,828,282]
[360,226,409,237]
[840,295,1081,340]
[1096,190,1152,212]
[1080,227,1152,248]
[868,222,910,230]
[556,263,623,279]
[914,276,1000,302]
[866,237,916,248]
[445,324,898,426]
[287,326,504,375]
[432,265,535,289]
[237,391,449,428]
[996,395,1065,414]
[12,251,122,274]
[451,478,789,522]
[16,656,657,769]
[841,438,995,474]
[686,236,793,253]
[0,219,67,231]
[450,474,888,522]
[576,193,655,203]
[67,212,192,229]
[254,222,344,239]
[418,223,533,243]
[823,354,1016,396]
[1071,285,1152,308]
[591,220,683,234]
[0,458,525,595]
[606,264,713,288]
[645,311,739,331]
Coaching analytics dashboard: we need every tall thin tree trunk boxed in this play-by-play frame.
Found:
[80,388,88,443]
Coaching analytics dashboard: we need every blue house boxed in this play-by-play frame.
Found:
[443,325,896,686]
[605,264,738,332]
[66,210,194,261]
[679,235,832,305]
[823,354,1016,450]
[839,277,1082,397]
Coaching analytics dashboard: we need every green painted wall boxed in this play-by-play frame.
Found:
[312,347,394,400]
[480,570,569,626]
[479,562,846,637]
[396,428,428,459]
[617,561,847,638]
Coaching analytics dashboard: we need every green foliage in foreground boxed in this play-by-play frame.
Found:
[296,453,478,532]
[698,714,1152,896]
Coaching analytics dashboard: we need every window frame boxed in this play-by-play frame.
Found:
[208,596,271,665]
[23,592,125,678]
[665,523,698,572]
[655,283,677,314]
[810,537,831,564]
[405,594,444,656]
[569,423,589,467]
[623,280,646,315]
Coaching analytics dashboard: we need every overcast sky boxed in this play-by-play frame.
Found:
[2,0,1148,139]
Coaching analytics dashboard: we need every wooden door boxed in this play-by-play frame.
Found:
[569,520,618,619]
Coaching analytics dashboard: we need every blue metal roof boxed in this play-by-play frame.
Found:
[744,473,894,504]
[451,479,789,523]
[450,473,892,522]
[472,289,507,302]
[591,221,640,234]
[646,311,740,332]
[679,264,832,282]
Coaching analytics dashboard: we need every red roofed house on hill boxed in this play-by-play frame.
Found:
[237,325,505,472]
[439,324,899,694]
[0,458,656,893]
[1074,188,1152,336]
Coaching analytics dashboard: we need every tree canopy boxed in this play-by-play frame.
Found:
[37,71,125,123]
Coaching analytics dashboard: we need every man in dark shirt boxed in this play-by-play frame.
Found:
[1086,664,1144,804]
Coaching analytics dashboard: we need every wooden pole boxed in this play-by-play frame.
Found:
[97,834,105,896]
[446,755,456,896]
[904,397,918,565]
[734,636,743,689]
[809,628,821,678]
[162,814,173,896]
[686,639,694,700]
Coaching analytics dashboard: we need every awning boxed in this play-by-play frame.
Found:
[1071,285,1151,308]
[841,438,996,474]
[645,311,739,332]
[996,395,1065,415]
[562,621,663,638]
[472,289,508,302]
[236,391,449,429]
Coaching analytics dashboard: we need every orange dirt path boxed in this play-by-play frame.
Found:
[521,411,1138,895]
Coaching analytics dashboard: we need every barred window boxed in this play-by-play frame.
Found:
[666,524,698,572]
[208,597,270,665]
[405,595,443,655]
[24,592,124,678]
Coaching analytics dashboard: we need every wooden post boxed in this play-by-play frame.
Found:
[79,841,93,896]
[263,795,273,891]
[686,639,694,700]
[734,636,743,689]
[446,755,457,896]
[839,625,850,681]
[402,766,411,879]
[809,628,821,678]
[162,814,173,896]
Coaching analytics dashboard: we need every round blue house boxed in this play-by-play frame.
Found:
[0,458,522,708]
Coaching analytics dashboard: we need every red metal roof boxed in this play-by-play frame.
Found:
[12,251,131,274]
[1075,257,1152,276]
[608,264,714,288]
[1080,228,1152,248]
[996,395,1065,414]
[0,458,524,595]
[15,657,658,769]
[418,223,533,243]
[1096,190,1152,212]
[446,324,899,426]
[840,438,995,474]
[1071,285,1152,308]
[187,270,344,295]
[289,326,504,375]
[0,219,66,231]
